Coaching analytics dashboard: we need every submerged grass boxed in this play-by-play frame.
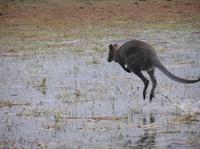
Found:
[52,114,128,121]
[172,113,199,124]
[39,78,47,95]
[0,100,30,108]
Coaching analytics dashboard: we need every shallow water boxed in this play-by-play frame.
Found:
[0,30,200,149]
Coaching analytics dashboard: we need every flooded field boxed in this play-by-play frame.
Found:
[1,0,200,149]
[1,29,200,149]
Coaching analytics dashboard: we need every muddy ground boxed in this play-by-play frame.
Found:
[0,0,200,148]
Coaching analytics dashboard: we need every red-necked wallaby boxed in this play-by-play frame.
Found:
[107,40,200,102]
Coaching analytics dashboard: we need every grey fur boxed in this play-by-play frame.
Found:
[108,40,200,102]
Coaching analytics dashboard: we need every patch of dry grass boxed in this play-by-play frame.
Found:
[172,113,199,124]
[0,100,30,108]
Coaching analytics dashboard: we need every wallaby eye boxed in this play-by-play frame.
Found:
[109,44,113,50]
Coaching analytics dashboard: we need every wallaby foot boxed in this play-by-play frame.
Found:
[150,92,154,102]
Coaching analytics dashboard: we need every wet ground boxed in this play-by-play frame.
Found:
[0,29,200,149]
[0,0,200,149]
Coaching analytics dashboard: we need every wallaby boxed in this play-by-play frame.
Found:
[107,40,200,102]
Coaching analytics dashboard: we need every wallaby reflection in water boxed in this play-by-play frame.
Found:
[124,113,156,149]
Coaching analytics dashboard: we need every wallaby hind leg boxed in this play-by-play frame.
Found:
[147,69,157,102]
[130,66,149,100]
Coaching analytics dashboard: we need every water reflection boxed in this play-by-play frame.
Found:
[124,113,156,149]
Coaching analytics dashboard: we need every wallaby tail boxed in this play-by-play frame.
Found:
[155,60,200,83]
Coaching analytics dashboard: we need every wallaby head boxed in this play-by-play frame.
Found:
[107,44,118,62]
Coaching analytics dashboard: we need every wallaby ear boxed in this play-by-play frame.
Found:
[109,44,114,50]
[113,44,118,49]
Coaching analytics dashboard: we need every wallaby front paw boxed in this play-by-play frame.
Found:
[126,69,131,73]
